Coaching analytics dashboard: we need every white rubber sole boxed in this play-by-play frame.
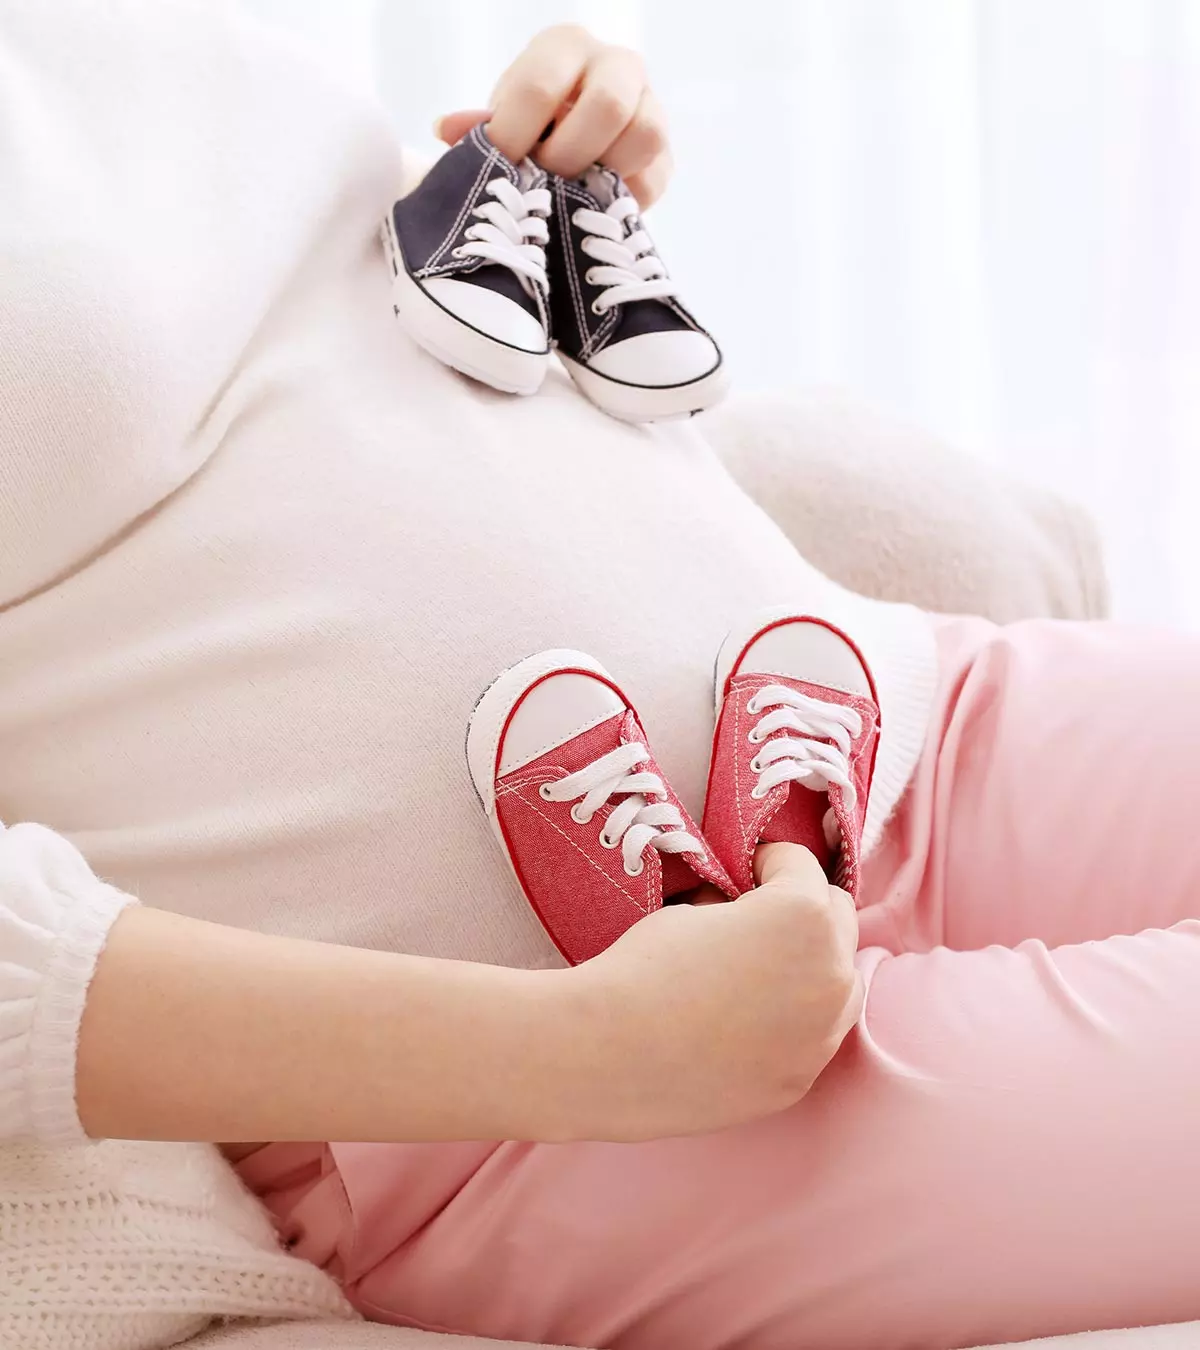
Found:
[558,351,730,424]
[714,613,765,718]
[465,648,613,818]
[381,212,550,397]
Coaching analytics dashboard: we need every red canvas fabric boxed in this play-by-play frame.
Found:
[703,670,880,898]
[494,708,734,965]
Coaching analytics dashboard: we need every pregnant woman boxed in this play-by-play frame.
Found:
[2,6,1199,1350]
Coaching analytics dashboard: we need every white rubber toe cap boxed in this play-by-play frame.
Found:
[738,621,872,696]
[466,650,621,815]
[586,330,720,387]
[423,276,548,353]
[715,611,874,716]
[497,671,624,777]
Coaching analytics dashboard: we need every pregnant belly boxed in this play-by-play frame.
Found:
[0,382,813,970]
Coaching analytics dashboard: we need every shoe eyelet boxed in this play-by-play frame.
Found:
[598,830,618,849]
[451,246,468,258]
[747,728,763,745]
[591,299,607,316]
[746,698,761,716]
[624,858,645,877]
[538,783,554,800]
[571,803,593,825]
[750,785,768,801]
[749,757,764,774]
[584,267,601,286]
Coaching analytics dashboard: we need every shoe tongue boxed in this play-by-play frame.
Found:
[659,850,703,901]
[516,157,545,192]
[580,163,627,210]
[760,786,835,873]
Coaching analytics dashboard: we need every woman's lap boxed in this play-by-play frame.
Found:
[861,613,1200,952]
[339,928,1200,1350]
[247,615,1200,1350]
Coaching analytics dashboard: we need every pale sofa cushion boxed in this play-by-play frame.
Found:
[706,388,1110,623]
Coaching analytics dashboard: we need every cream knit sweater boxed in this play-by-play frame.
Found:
[0,0,936,1342]
[0,1137,353,1349]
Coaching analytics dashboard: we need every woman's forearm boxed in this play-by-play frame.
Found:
[74,845,860,1148]
[76,905,578,1144]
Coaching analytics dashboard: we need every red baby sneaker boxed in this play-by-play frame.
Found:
[703,609,881,899]
[467,649,736,964]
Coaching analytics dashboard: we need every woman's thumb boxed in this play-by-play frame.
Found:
[752,841,828,892]
[433,109,492,146]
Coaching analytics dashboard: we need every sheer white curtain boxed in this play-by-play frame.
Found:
[244,0,1200,626]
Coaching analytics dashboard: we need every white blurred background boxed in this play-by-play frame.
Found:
[243,0,1200,626]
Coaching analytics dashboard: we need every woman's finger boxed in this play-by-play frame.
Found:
[624,148,674,209]
[689,883,733,907]
[602,87,668,181]
[537,46,646,178]
[487,26,594,164]
[837,971,867,1033]
[824,886,861,960]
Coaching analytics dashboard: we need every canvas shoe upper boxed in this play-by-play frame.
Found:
[703,610,881,899]
[467,649,736,965]
[546,166,728,423]
[382,124,552,395]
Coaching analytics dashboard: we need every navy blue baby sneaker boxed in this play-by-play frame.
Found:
[546,165,726,423]
[382,124,552,395]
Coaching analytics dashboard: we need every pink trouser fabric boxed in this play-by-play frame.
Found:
[240,616,1200,1350]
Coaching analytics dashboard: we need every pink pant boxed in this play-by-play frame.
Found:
[241,616,1200,1350]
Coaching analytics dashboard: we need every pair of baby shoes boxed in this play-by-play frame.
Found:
[382,123,727,423]
[466,609,880,964]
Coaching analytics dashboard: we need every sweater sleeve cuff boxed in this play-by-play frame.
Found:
[0,823,137,1144]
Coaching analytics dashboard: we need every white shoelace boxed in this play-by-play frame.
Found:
[746,686,862,844]
[539,741,704,877]
[572,196,676,314]
[454,177,551,295]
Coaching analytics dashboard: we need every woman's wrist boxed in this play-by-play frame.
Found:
[374,953,582,1142]
[385,954,634,1145]
[487,963,619,1143]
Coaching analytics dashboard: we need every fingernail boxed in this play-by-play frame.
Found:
[432,116,446,139]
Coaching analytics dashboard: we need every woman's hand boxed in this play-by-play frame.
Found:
[550,843,864,1142]
[434,25,672,208]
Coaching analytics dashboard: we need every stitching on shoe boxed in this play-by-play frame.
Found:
[589,299,619,355]
[733,686,750,849]
[556,178,590,352]
[585,190,626,356]
[424,136,499,273]
[558,179,608,353]
[665,297,701,333]
[471,122,520,186]
[656,775,726,890]
[416,256,487,281]
[733,677,790,876]
[500,772,652,913]
[562,186,668,358]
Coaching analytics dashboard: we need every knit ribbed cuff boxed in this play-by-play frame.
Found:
[817,594,938,858]
[859,602,939,857]
[27,882,139,1144]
